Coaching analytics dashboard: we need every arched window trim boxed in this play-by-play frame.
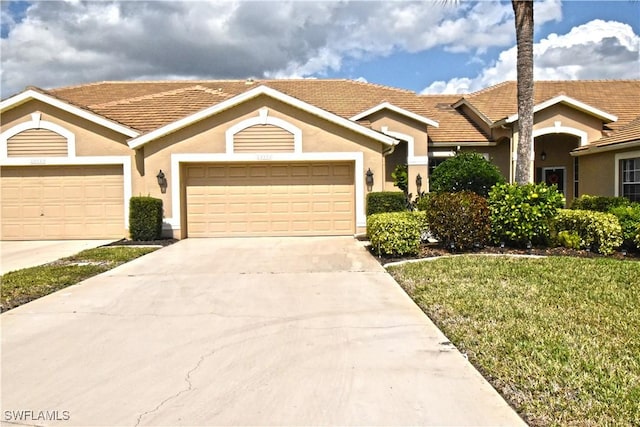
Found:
[225,108,302,154]
[0,112,76,158]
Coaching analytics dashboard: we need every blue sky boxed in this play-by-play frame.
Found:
[1,0,639,98]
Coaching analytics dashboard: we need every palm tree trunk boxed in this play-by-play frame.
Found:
[512,0,534,185]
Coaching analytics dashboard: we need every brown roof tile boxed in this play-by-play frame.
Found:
[42,79,640,146]
[462,80,640,130]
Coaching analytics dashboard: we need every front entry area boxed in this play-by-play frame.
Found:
[185,162,355,237]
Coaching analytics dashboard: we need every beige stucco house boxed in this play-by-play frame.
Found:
[1,79,638,240]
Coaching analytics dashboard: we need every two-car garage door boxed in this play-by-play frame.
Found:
[1,165,125,240]
[185,162,354,237]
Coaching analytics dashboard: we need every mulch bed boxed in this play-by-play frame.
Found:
[369,243,639,265]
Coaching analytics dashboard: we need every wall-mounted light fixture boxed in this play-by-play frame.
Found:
[156,169,168,194]
[416,173,422,192]
[365,168,374,192]
[540,151,547,161]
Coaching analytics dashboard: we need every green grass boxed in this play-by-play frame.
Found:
[388,255,640,427]
[1,246,158,312]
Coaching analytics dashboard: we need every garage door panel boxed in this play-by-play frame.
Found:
[186,162,354,237]
[1,165,125,240]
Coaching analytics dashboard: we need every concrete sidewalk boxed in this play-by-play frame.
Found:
[1,237,526,426]
[0,240,114,274]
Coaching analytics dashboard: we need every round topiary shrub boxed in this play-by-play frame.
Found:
[424,191,491,251]
[430,152,505,197]
[489,183,565,247]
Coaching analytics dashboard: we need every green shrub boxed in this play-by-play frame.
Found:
[367,211,427,257]
[570,195,631,212]
[489,183,565,247]
[391,164,409,194]
[636,224,640,247]
[552,209,623,255]
[366,192,407,216]
[424,192,491,251]
[129,196,163,241]
[609,204,640,250]
[414,193,432,212]
[556,231,581,250]
[430,152,505,197]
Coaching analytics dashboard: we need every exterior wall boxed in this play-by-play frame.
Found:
[141,95,386,237]
[1,100,132,156]
[578,151,616,197]
[510,104,606,183]
[384,141,407,191]
[367,110,429,196]
[535,104,603,144]
[463,141,511,180]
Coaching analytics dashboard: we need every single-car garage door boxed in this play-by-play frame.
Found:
[186,162,354,237]
[1,165,125,240]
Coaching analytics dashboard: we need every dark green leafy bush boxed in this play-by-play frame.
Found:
[552,209,622,255]
[636,224,640,248]
[129,196,163,241]
[424,192,491,251]
[366,192,407,216]
[430,152,505,197]
[608,204,640,251]
[367,211,428,256]
[570,195,631,212]
[489,183,565,246]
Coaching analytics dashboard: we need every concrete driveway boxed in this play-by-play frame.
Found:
[1,237,525,426]
[1,240,115,275]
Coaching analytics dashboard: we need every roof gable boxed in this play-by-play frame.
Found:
[127,85,398,149]
[501,94,618,125]
[0,88,139,137]
[350,102,439,127]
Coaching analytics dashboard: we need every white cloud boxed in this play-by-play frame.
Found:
[1,0,564,97]
[422,19,640,94]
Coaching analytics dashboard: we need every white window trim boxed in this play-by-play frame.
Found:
[168,152,365,234]
[225,108,302,154]
[614,150,640,197]
[533,124,588,147]
[0,155,132,229]
[0,113,76,159]
[380,128,428,165]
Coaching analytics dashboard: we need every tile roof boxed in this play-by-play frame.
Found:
[37,78,640,146]
[576,116,640,152]
[461,80,640,131]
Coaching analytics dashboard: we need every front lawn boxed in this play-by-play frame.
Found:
[388,255,640,426]
[1,246,158,312]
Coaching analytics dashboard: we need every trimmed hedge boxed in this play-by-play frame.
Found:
[129,196,163,241]
[489,183,565,246]
[423,191,491,251]
[366,192,407,216]
[430,152,505,197]
[570,195,631,212]
[608,204,640,251]
[552,209,623,255]
[367,211,428,256]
